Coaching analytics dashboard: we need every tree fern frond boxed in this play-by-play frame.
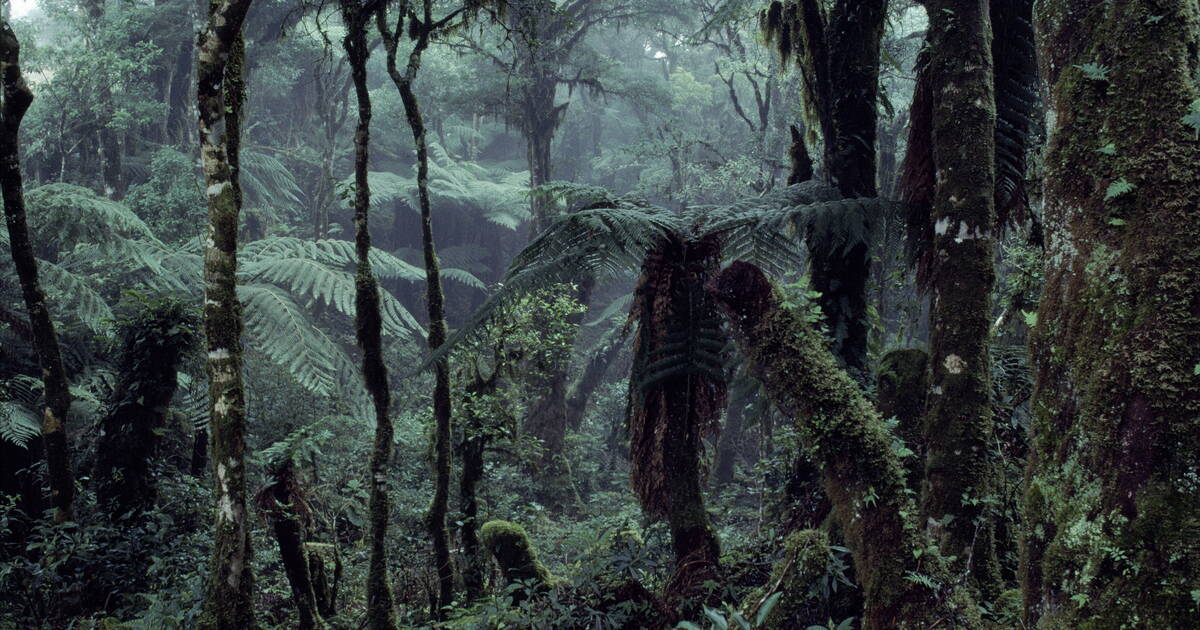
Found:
[26,183,162,252]
[440,267,486,290]
[0,400,40,448]
[37,260,116,335]
[240,149,305,210]
[240,284,342,396]
[240,257,421,339]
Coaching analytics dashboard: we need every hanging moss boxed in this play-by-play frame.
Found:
[480,520,554,591]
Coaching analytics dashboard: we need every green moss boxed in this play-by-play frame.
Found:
[741,529,830,629]
[480,520,554,588]
[1025,2,1200,627]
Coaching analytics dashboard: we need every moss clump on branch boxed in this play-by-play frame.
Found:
[740,529,831,630]
[480,520,554,589]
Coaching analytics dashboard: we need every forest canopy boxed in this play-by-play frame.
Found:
[1,1,1197,629]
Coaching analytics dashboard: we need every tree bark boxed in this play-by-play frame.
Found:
[764,0,889,377]
[378,1,459,617]
[1022,2,1200,626]
[195,1,256,628]
[0,19,75,525]
[918,0,1000,597]
[710,261,980,630]
[340,4,398,629]
[629,237,725,611]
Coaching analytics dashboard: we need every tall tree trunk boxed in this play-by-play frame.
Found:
[1022,2,1200,626]
[710,261,981,630]
[0,20,75,524]
[340,4,397,629]
[457,373,491,602]
[918,0,1000,597]
[195,1,255,628]
[765,0,888,376]
[378,1,458,617]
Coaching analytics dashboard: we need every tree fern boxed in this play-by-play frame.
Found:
[423,181,893,368]
[239,149,305,212]
[35,260,115,334]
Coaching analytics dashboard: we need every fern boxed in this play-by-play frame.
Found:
[0,400,40,448]
[240,149,305,211]
[239,285,342,396]
[422,181,889,369]
[36,259,116,334]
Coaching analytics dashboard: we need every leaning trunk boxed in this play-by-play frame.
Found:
[710,261,979,630]
[0,20,75,524]
[1022,2,1200,626]
[195,1,256,627]
[257,461,322,630]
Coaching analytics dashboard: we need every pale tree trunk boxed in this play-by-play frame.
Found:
[918,0,1000,597]
[340,3,398,629]
[1023,1,1200,626]
[195,1,255,628]
[377,0,460,617]
[0,19,75,524]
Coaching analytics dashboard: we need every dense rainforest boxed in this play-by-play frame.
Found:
[0,0,1197,628]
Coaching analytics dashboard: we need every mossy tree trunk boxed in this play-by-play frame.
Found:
[195,1,255,628]
[1022,2,1200,626]
[917,0,1001,597]
[710,261,980,630]
[257,460,322,630]
[377,1,468,617]
[340,4,397,629]
[0,19,75,525]
[875,348,928,489]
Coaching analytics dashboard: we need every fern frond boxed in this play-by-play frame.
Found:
[242,236,425,282]
[37,260,116,335]
[0,401,40,448]
[240,284,341,396]
[240,149,305,210]
[240,257,422,339]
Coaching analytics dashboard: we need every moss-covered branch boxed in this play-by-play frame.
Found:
[710,261,979,630]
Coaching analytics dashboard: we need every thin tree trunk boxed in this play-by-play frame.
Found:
[378,1,460,617]
[196,0,255,625]
[918,0,1000,597]
[340,4,397,629]
[1023,1,1200,626]
[0,19,75,525]
[711,261,980,630]
[258,461,322,630]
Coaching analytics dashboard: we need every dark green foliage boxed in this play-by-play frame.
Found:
[94,293,198,519]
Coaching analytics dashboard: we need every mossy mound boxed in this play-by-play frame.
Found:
[480,520,554,587]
